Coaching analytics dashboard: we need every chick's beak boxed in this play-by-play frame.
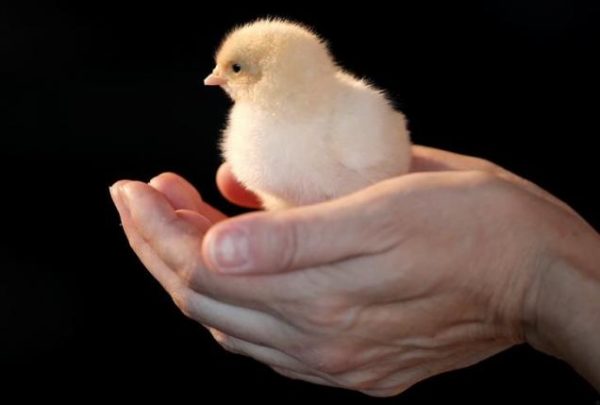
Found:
[204,70,227,86]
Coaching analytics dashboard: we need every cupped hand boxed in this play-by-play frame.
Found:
[110,146,597,396]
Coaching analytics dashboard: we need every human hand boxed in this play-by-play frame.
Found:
[110,146,600,395]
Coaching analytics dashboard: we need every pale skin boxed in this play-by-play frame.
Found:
[110,146,600,396]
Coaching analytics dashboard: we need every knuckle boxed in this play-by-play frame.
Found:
[465,169,499,185]
[219,338,239,354]
[360,385,408,398]
[170,288,195,319]
[464,156,507,180]
[274,217,301,272]
[473,157,499,172]
[210,331,241,355]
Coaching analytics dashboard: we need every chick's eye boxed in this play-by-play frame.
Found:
[232,63,242,73]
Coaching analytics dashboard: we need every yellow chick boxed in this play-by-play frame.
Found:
[205,18,411,210]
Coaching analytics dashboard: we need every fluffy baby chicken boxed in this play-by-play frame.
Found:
[205,19,411,210]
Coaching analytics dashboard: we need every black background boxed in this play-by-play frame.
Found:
[1,0,599,402]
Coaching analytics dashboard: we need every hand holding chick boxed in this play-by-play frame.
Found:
[205,19,411,210]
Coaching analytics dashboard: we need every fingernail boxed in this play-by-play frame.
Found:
[208,227,251,273]
[109,185,118,203]
[112,183,131,217]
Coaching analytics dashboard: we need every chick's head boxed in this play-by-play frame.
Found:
[205,19,336,102]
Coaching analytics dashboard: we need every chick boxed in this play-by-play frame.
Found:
[205,19,411,210]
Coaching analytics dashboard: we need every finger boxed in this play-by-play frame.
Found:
[175,209,213,230]
[174,288,296,347]
[115,180,289,306]
[149,172,227,223]
[201,181,407,274]
[111,184,295,345]
[209,330,312,372]
[111,180,194,294]
[149,172,204,210]
[216,163,262,209]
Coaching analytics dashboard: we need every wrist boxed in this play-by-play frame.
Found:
[524,220,600,390]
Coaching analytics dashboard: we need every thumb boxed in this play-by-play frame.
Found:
[201,186,403,274]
